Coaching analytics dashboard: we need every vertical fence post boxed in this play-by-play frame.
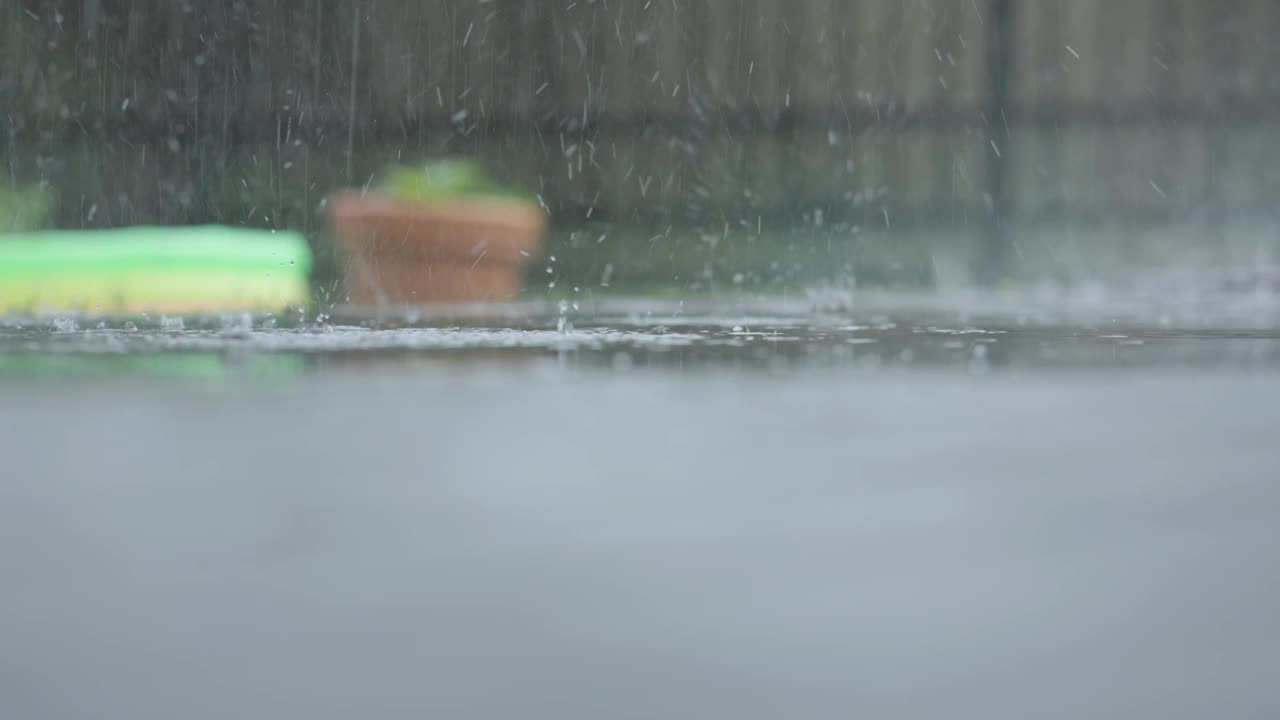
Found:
[345,0,363,186]
[0,1,15,185]
[978,0,1015,286]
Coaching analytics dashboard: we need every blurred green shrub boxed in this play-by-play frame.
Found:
[380,159,533,204]
[0,182,52,233]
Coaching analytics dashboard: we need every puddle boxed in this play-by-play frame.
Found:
[4,297,1280,719]
[3,301,1280,380]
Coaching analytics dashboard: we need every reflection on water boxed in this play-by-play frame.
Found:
[0,350,306,380]
[4,298,1280,380]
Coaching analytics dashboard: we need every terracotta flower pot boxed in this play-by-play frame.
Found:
[326,190,546,305]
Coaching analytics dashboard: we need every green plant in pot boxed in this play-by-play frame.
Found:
[328,159,546,307]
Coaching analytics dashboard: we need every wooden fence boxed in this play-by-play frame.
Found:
[4,0,1280,283]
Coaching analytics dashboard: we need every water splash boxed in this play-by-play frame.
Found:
[159,316,185,332]
[51,316,78,333]
[557,299,574,334]
[219,313,254,338]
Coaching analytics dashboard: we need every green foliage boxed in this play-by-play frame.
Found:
[0,182,52,233]
[380,158,534,204]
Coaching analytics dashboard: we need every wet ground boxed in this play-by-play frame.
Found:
[2,295,1280,719]
[4,292,1280,378]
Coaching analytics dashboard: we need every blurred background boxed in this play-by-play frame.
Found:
[8,7,1280,718]
[3,0,1278,295]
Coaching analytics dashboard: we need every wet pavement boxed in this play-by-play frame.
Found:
[4,293,1280,378]
[2,295,1280,719]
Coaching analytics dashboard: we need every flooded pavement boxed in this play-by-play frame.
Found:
[4,293,1280,377]
[6,322,1280,377]
[2,296,1280,719]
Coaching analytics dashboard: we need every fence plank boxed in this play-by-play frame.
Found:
[5,0,1280,250]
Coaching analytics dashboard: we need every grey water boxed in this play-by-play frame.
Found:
[2,299,1280,719]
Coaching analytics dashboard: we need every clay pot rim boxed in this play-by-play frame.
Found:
[327,190,547,232]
